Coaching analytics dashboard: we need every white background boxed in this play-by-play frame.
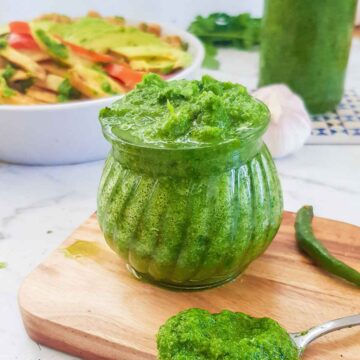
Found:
[0,0,263,28]
[2,0,360,28]
[0,1,359,360]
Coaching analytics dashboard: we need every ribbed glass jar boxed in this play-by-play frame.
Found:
[97,135,283,290]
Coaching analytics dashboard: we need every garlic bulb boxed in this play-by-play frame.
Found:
[253,84,312,158]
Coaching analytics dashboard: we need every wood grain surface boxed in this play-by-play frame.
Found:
[19,211,360,360]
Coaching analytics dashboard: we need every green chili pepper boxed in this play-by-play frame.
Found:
[295,205,360,287]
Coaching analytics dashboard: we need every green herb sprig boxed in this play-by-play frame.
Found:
[188,13,262,69]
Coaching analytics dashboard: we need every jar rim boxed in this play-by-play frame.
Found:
[109,135,265,177]
[100,97,270,152]
[103,126,252,152]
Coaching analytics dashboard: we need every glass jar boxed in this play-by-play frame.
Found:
[97,128,283,290]
[259,0,357,114]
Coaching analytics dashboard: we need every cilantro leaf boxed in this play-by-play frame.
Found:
[0,76,15,98]
[188,13,261,69]
[0,37,7,49]
[17,78,34,93]
[203,43,219,70]
[58,79,80,102]
[2,64,16,81]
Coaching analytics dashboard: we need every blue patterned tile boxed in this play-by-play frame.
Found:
[310,90,360,144]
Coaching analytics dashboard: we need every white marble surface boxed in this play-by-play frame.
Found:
[1,41,360,360]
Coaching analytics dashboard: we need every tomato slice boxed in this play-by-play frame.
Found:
[8,33,40,50]
[105,63,144,88]
[9,21,31,35]
[56,37,115,63]
[8,22,39,50]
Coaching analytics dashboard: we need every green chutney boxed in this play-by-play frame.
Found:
[98,74,283,289]
[157,308,299,360]
[100,73,269,147]
[259,0,357,114]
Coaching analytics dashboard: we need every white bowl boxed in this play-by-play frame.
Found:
[0,24,204,165]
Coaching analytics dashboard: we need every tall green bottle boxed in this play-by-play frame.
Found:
[259,0,357,114]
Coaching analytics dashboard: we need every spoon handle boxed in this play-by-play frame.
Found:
[291,313,360,353]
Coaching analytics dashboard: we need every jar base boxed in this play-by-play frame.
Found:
[126,264,244,291]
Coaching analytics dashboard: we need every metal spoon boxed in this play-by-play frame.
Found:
[290,314,360,356]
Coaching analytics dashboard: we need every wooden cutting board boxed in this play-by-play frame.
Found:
[19,212,360,360]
